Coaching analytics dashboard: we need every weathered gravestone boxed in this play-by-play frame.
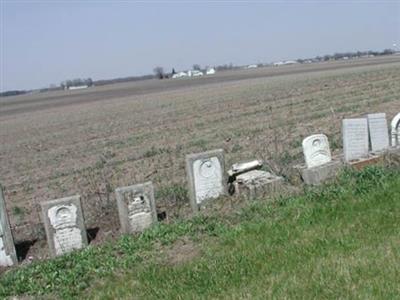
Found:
[0,185,18,266]
[186,149,226,211]
[297,134,342,185]
[302,134,332,168]
[391,113,400,147]
[367,113,389,152]
[41,195,88,257]
[115,182,157,234]
[342,118,369,162]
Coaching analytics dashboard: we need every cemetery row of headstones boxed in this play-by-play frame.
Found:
[298,112,400,185]
[1,112,399,267]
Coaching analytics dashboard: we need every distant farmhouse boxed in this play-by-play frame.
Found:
[61,78,93,90]
[206,67,216,75]
[172,67,215,79]
[273,60,298,66]
[246,64,258,69]
[68,85,89,90]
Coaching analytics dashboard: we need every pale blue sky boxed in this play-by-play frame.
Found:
[1,1,399,91]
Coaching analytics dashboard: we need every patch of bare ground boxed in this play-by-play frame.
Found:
[164,237,201,266]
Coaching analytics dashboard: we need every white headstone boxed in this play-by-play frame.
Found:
[186,149,226,211]
[342,118,369,162]
[193,157,223,202]
[302,134,332,168]
[0,186,17,266]
[367,113,389,152]
[41,196,88,257]
[115,182,157,234]
[391,113,400,147]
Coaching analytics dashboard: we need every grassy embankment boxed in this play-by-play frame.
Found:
[1,166,399,299]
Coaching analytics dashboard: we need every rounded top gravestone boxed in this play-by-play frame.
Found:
[302,134,332,168]
[391,113,400,147]
[185,149,227,212]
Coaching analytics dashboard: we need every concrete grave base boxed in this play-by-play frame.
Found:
[385,147,400,166]
[387,146,400,156]
[347,154,384,170]
[296,159,343,186]
[233,170,284,199]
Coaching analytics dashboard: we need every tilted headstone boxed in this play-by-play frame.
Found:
[391,113,400,147]
[342,118,369,162]
[0,185,18,266]
[302,134,332,168]
[367,113,389,152]
[41,195,88,257]
[186,149,226,211]
[115,182,157,234]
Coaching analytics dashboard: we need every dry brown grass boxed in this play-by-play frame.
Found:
[1,59,399,243]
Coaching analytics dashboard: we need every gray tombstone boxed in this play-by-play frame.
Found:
[367,113,389,152]
[186,149,226,212]
[115,182,157,234]
[342,118,369,162]
[0,185,18,266]
[41,195,88,257]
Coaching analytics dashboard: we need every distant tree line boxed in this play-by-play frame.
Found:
[60,78,93,89]
[94,74,155,86]
[153,67,165,79]
[0,90,28,97]
[300,49,396,63]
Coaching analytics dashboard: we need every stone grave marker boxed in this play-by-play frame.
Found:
[367,113,389,152]
[115,182,157,234]
[302,134,332,168]
[391,113,400,147]
[0,185,18,266]
[186,149,226,211]
[342,118,369,162]
[41,195,88,257]
[234,170,284,199]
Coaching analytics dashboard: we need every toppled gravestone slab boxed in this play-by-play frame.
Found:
[0,185,18,266]
[233,170,284,199]
[41,195,88,257]
[115,181,157,234]
[228,160,263,177]
[186,149,227,212]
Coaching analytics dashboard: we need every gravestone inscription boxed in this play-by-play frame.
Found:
[115,182,157,234]
[0,185,17,266]
[302,134,332,168]
[41,195,88,257]
[367,113,389,152]
[342,118,369,162]
[186,149,226,211]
